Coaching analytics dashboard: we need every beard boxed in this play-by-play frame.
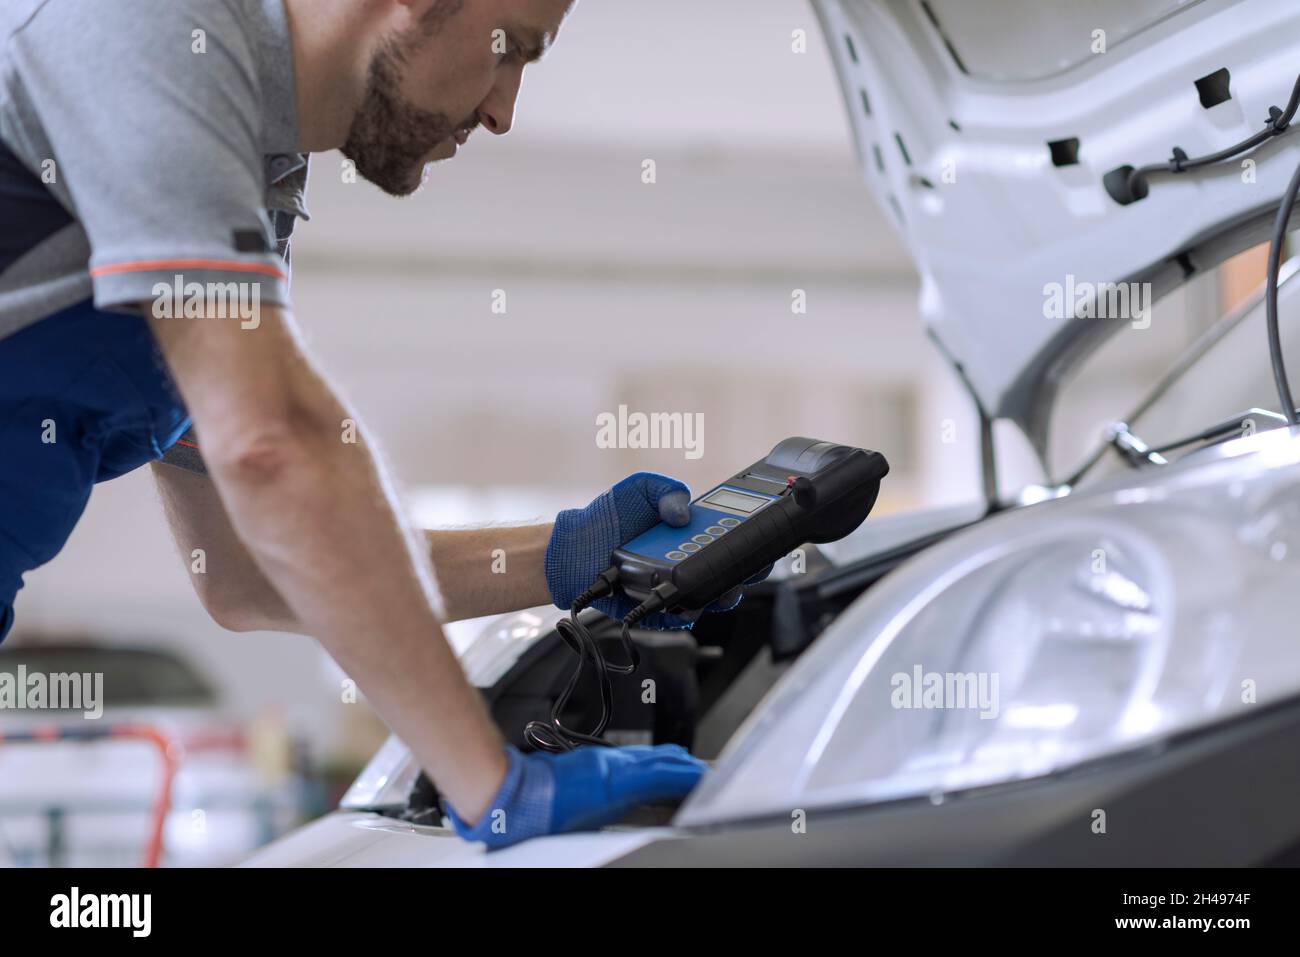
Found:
[341,37,472,197]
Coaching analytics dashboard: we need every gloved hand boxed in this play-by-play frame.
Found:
[545,471,767,629]
[446,744,706,849]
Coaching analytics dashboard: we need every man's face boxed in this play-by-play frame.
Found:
[342,0,573,196]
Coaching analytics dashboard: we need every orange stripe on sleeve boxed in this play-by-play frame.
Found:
[90,259,288,281]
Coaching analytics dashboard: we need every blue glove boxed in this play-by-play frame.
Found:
[546,471,758,629]
[446,744,706,849]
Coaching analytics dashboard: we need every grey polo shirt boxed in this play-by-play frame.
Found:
[0,0,309,340]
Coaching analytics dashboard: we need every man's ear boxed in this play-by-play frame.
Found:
[407,0,466,29]
[385,0,428,27]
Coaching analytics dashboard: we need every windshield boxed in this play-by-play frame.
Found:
[1071,257,1300,487]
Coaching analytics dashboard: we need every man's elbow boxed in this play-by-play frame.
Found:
[205,425,307,490]
[205,603,263,634]
[190,574,275,633]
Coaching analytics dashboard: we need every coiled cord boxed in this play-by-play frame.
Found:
[523,571,673,753]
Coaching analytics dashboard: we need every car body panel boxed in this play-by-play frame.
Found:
[680,424,1300,826]
[812,0,1300,457]
[242,812,666,868]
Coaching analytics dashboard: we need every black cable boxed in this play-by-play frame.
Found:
[521,607,614,752]
[1125,73,1300,201]
[523,575,672,753]
[523,570,618,753]
[1266,153,1300,426]
[1113,71,1300,422]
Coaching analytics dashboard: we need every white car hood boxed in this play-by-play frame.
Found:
[812,0,1300,457]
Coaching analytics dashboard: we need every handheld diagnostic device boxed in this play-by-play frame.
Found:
[524,437,889,752]
[612,437,890,616]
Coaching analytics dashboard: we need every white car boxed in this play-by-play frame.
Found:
[0,644,308,867]
[246,0,1300,867]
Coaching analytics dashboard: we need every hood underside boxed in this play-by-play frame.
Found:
[812,0,1300,460]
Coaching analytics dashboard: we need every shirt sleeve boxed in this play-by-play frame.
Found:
[158,426,208,474]
[3,0,290,313]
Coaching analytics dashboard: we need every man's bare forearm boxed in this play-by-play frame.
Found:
[148,308,505,820]
[153,461,554,628]
[216,431,506,817]
[152,461,298,632]
[425,523,552,621]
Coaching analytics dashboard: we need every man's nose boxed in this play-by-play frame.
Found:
[477,72,522,135]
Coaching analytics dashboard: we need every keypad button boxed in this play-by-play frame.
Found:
[680,542,701,553]
[692,534,714,544]
[666,550,688,561]
[719,517,740,527]
[706,526,726,536]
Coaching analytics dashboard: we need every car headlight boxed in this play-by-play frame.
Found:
[677,427,1300,827]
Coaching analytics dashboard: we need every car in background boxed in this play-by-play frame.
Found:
[0,643,314,867]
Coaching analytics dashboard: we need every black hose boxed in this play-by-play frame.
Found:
[1126,73,1300,200]
[1265,154,1300,426]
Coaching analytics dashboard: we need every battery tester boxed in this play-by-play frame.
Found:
[525,437,890,752]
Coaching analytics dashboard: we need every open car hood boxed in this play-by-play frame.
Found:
[812,0,1300,459]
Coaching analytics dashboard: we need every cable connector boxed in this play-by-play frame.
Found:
[623,582,679,626]
[572,566,619,611]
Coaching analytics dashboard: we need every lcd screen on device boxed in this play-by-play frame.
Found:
[702,489,769,513]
